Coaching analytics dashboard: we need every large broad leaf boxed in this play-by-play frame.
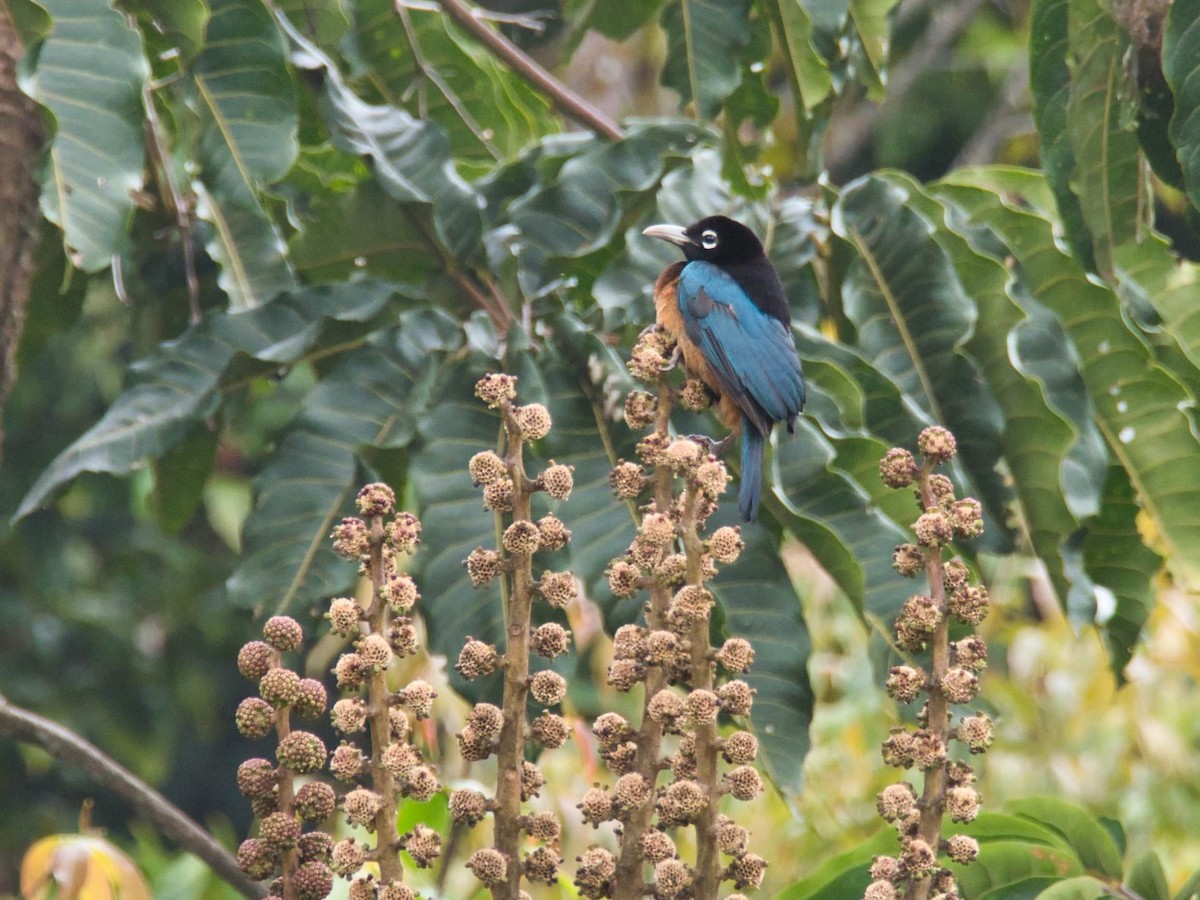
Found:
[939,171,1200,588]
[659,0,752,120]
[1007,798,1124,881]
[191,0,299,308]
[15,281,404,519]
[26,0,148,272]
[1029,0,1096,272]
[1165,0,1200,215]
[1064,0,1142,279]
[832,175,1012,549]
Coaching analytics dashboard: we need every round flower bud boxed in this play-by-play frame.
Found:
[940,666,980,704]
[531,515,569,553]
[646,629,681,663]
[295,781,336,822]
[641,830,676,864]
[236,758,277,798]
[885,665,926,704]
[864,879,899,900]
[716,637,755,673]
[482,479,515,512]
[927,472,955,504]
[277,731,326,774]
[912,729,948,771]
[948,584,990,625]
[695,459,729,497]
[237,838,277,881]
[381,741,422,778]
[530,670,567,706]
[356,482,395,517]
[250,792,278,820]
[541,462,574,500]
[640,512,676,547]
[725,764,763,801]
[881,728,915,768]
[653,858,691,898]
[959,713,994,753]
[537,570,577,609]
[532,622,571,658]
[465,547,504,586]
[628,340,670,382]
[399,679,436,718]
[332,837,367,877]
[377,882,416,900]
[879,448,918,489]
[612,624,648,660]
[515,404,552,441]
[658,780,706,825]
[868,855,901,882]
[914,510,954,547]
[718,680,755,716]
[469,450,507,486]
[449,788,489,827]
[607,658,644,692]
[236,697,276,738]
[895,594,942,651]
[520,761,546,801]
[578,784,614,827]
[387,619,418,658]
[946,833,979,864]
[684,689,720,725]
[668,585,713,628]
[457,639,499,679]
[355,633,391,672]
[722,731,759,765]
[610,772,651,815]
[647,689,683,725]
[467,848,508,886]
[876,782,917,822]
[523,810,561,842]
[295,678,327,719]
[259,667,301,708]
[592,712,629,746]
[342,787,383,828]
[401,764,441,802]
[465,702,503,741]
[918,425,957,463]
[727,853,767,890]
[609,460,646,498]
[348,877,375,900]
[901,837,937,877]
[943,557,970,589]
[263,616,303,652]
[953,635,989,671]
[680,377,713,411]
[326,598,361,636]
[259,811,300,851]
[891,543,924,577]
[297,831,332,865]
[385,574,419,614]
[238,641,274,681]
[389,706,411,741]
[475,373,517,407]
[330,517,369,559]
[531,711,570,749]
[604,740,638,775]
[624,390,658,429]
[524,846,560,885]
[574,846,616,895]
[457,726,494,762]
[665,438,702,473]
[606,559,641,597]
[707,526,744,565]
[503,520,542,555]
[333,652,366,689]
[402,823,442,867]
[950,497,984,538]
[329,742,367,782]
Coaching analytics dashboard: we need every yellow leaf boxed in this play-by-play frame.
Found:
[20,834,150,900]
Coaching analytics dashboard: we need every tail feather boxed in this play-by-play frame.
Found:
[739,421,765,521]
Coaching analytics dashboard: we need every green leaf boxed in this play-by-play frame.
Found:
[939,172,1200,589]
[586,0,666,40]
[1127,852,1171,900]
[1065,0,1142,278]
[1114,232,1200,379]
[761,0,832,177]
[1034,877,1109,899]
[977,878,1074,900]
[1029,0,1096,270]
[230,310,462,612]
[959,840,1082,899]
[1176,867,1200,900]
[659,0,752,120]
[191,0,299,308]
[832,175,1012,548]
[133,0,209,62]
[151,422,218,534]
[1165,0,1200,214]
[773,829,897,900]
[27,0,148,271]
[1007,797,1124,881]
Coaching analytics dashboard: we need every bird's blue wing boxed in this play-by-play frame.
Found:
[678,261,806,433]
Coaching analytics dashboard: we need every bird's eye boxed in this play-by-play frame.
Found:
[700,229,719,250]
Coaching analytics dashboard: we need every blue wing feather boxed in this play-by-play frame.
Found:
[678,262,806,434]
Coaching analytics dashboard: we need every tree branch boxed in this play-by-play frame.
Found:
[427,0,623,141]
[0,693,266,899]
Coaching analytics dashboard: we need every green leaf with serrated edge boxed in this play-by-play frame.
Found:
[890,172,1102,619]
[191,0,298,308]
[26,0,147,272]
[1165,0,1200,214]
[353,0,551,159]
[659,0,752,120]
[230,312,461,612]
[1029,0,1096,271]
[1065,0,1142,279]
[275,10,483,263]
[15,280,402,519]
[773,829,896,900]
[1007,797,1124,881]
[1127,852,1171,900]
[832,176,1012,551]
[1083,464,1161,680]
[937,171,1200,589]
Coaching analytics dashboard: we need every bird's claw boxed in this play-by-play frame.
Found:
[658,344,682,372]
[686,433,735,457]
[638,322,661,339]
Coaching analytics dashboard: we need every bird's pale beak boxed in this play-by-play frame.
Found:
[642,223,694,247]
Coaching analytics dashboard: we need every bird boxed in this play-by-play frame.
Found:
[642,215,806,521]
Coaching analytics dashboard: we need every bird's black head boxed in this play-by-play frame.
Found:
[643,215,765,266]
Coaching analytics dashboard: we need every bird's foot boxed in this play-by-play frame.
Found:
[659,344,682,371]
[638,322,662,339]
[686,433,735,457]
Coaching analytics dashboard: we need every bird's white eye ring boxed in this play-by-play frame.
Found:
[700,229,718,249]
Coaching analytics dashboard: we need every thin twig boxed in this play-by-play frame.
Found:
[432,0,623,141]
[0,693,265,899]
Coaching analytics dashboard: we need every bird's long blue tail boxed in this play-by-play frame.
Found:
[739,420,765,521]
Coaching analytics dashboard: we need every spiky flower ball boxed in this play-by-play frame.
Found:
[235,697,275,739]
[331,517,370,559]
[503,520,542,555]
[668,585,713,628]
[330,743,367,782]
[259,667,301,709]
[523,810,561,842]
[465,547,504,587]
[914,510,954,547]
[641,512,676,547]
[333,652,366,689]
[530,670,568,706]
[297,832,332,865]
[695,459,729,497]
[941,666,980,704]
[680,377,713,411]
[482,479,515,512]
[524,846,560,884]
[332,838,367,877]
[654,858,691,898]
[864,880,899,900]
[541,462,575,500]
[607,658,644,692]
[295,679,327,718]
[469,450,507,486]
[879,448,918,488]
[716,637,755,673]
[727,853,768,890]
[295,781,336,822]
[475,373,517,408]
[456,639,499,679]
[658,779,706,825]
[718,680,755,716]
[531,711,570,748]
[575,846,617,898]
[683,689,720,725]
[722,731,759,765]
[449,788,489,826]
[532,622,571,658]
[262,616,303,653]
[238,641,274,681]
[355,482,395,518]
[401,764,441,802]
[236,758,277,798]
[918,425,957,463]
[355,633,391,672]
[885,665,926,704]
[895,594,942,652]
[891,543,924,577]
[641,829,676,864]
[592,712,629,746]
[612,624,648,660]
[237,838,276,881]
[647,689,683,725]
[707,526,744,564]
[946,833,980,864]
[624,391,657,429]
[537,514,571,551]
[881,729,915,768]
[610,460,646,498]
[398,679,436,718]
[953,635,989,671]
[276,731,326,774]
[959,713,994,753]
[901,838,937,878]
[342,787,383,829]
[538,570,577,609]
[381,741,421,779]
[521,760,547,801]
[607,559,641,598]
[385,574,419,614]
[876,782,917,822]
[515,403,552,441]
[948,584,990,625]
[665,438,703,473]
[326,597,361,636]
[578,784,614,827]
[467,848,508,886]
[402,823,442,867]
[725,765,764,801]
